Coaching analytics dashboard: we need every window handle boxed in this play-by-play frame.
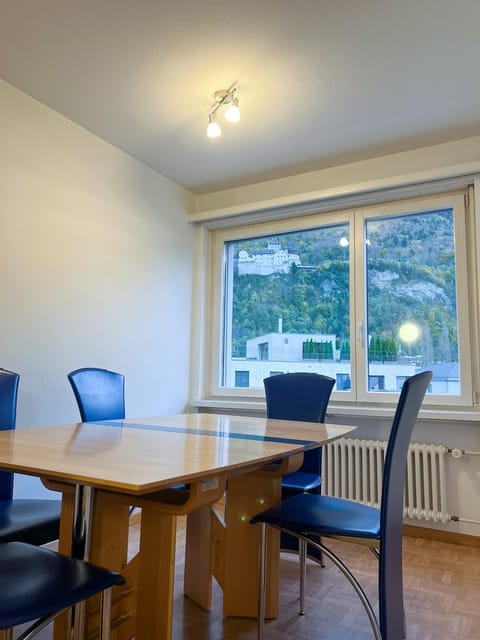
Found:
[357,322,366,348]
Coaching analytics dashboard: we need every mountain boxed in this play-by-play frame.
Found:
[231,209,457,363]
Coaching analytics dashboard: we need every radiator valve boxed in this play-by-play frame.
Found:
[450,448,464,459]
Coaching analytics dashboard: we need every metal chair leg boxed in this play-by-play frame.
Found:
[285,530,382,640]
[299,538,306,615]
[257,522,267,640]
[99,587,113,640]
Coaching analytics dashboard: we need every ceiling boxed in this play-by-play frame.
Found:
[1,0,480,195]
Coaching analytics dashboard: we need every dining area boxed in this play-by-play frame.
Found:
[0,367,359,640]
[0,365,439,640]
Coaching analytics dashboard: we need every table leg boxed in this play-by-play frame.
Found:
[222,472,281,618]
[184,506,214,610]
[136,505,177,640]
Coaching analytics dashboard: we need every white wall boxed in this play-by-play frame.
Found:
[0,79,195,497]
[193,135,480,217]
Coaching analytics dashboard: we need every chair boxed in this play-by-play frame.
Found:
[0,540,124,640]
[252,370,432,640]
[68,368,187,506]
[67,368,125,422]
[67,367,140,516]
[264,373,336,497]
[0,369,61,546]
[264,372,335,610]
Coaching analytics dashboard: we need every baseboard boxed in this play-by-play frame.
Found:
[404,523,480,548]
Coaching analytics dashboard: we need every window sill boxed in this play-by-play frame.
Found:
[189,398,480,423]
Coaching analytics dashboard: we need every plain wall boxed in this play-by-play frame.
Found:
[0,79,195,497]
[194,135,480,216]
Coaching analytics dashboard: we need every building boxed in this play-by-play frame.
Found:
[237,242,301,275]
[228,331,417,390]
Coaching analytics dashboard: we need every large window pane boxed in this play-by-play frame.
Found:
[222,224,350,389]
[365,208,459,395]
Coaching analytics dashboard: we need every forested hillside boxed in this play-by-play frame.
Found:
[231,209,458,363]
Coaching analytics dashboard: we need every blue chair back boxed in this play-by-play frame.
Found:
[0,369,20,502]
[68,368,125,422]
[264,372,335,475]
[379,370,432,639]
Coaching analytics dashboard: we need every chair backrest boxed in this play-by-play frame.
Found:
[379,370,432,638]
[0,369,20,501]
[264,372,335,474]
[68,368,125,422]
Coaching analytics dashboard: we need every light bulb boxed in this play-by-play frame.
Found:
[224,99,240,123]
[207,118,222,138]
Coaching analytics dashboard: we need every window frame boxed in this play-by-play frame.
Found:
[206,189,477,409]
[353,192,473,406]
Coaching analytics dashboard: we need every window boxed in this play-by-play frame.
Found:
[210,190,475,407]
[336,373,351,391]
[368,375,385,391]
[258,342,269,360]
[234,370,249,387]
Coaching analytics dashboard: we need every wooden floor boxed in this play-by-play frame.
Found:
[156,516,480,640]
[22,515,480,640]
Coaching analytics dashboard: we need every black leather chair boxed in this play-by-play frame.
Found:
[0,540,124,640]
[252,370,432,640]
[67,368,125,422]
[264,372,335,612]
[0,369,60,545]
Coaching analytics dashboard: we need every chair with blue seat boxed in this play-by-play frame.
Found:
[264,372,336,497]
[252,370,432,640]
[67,367,139,515]
[68,368,188,505]
[67,367,125,423]
[0,540,124,640]
[264,372,335,611]
[0,369,61,546]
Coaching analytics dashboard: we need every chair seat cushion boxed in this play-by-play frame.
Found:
[0,541,125,629]
[282,471,321,492]
[0,499,61,545]
[251,493,381,540]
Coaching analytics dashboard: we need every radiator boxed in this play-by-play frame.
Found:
[322,438,452,523]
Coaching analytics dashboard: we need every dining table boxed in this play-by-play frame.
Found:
[0,412,355,640]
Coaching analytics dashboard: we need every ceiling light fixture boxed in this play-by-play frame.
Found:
[206,82,240,138]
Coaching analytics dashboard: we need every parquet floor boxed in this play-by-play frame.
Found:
[22,516,480,640]
[166,518,480,640]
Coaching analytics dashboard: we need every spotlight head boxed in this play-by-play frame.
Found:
[207,114,222,138]
[224,97,240,123]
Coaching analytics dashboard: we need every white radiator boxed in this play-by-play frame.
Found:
[322,438,452,524]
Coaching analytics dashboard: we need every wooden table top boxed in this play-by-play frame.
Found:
[0,413,355,495]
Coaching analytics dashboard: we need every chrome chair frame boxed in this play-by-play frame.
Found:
[253,371,432,640]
